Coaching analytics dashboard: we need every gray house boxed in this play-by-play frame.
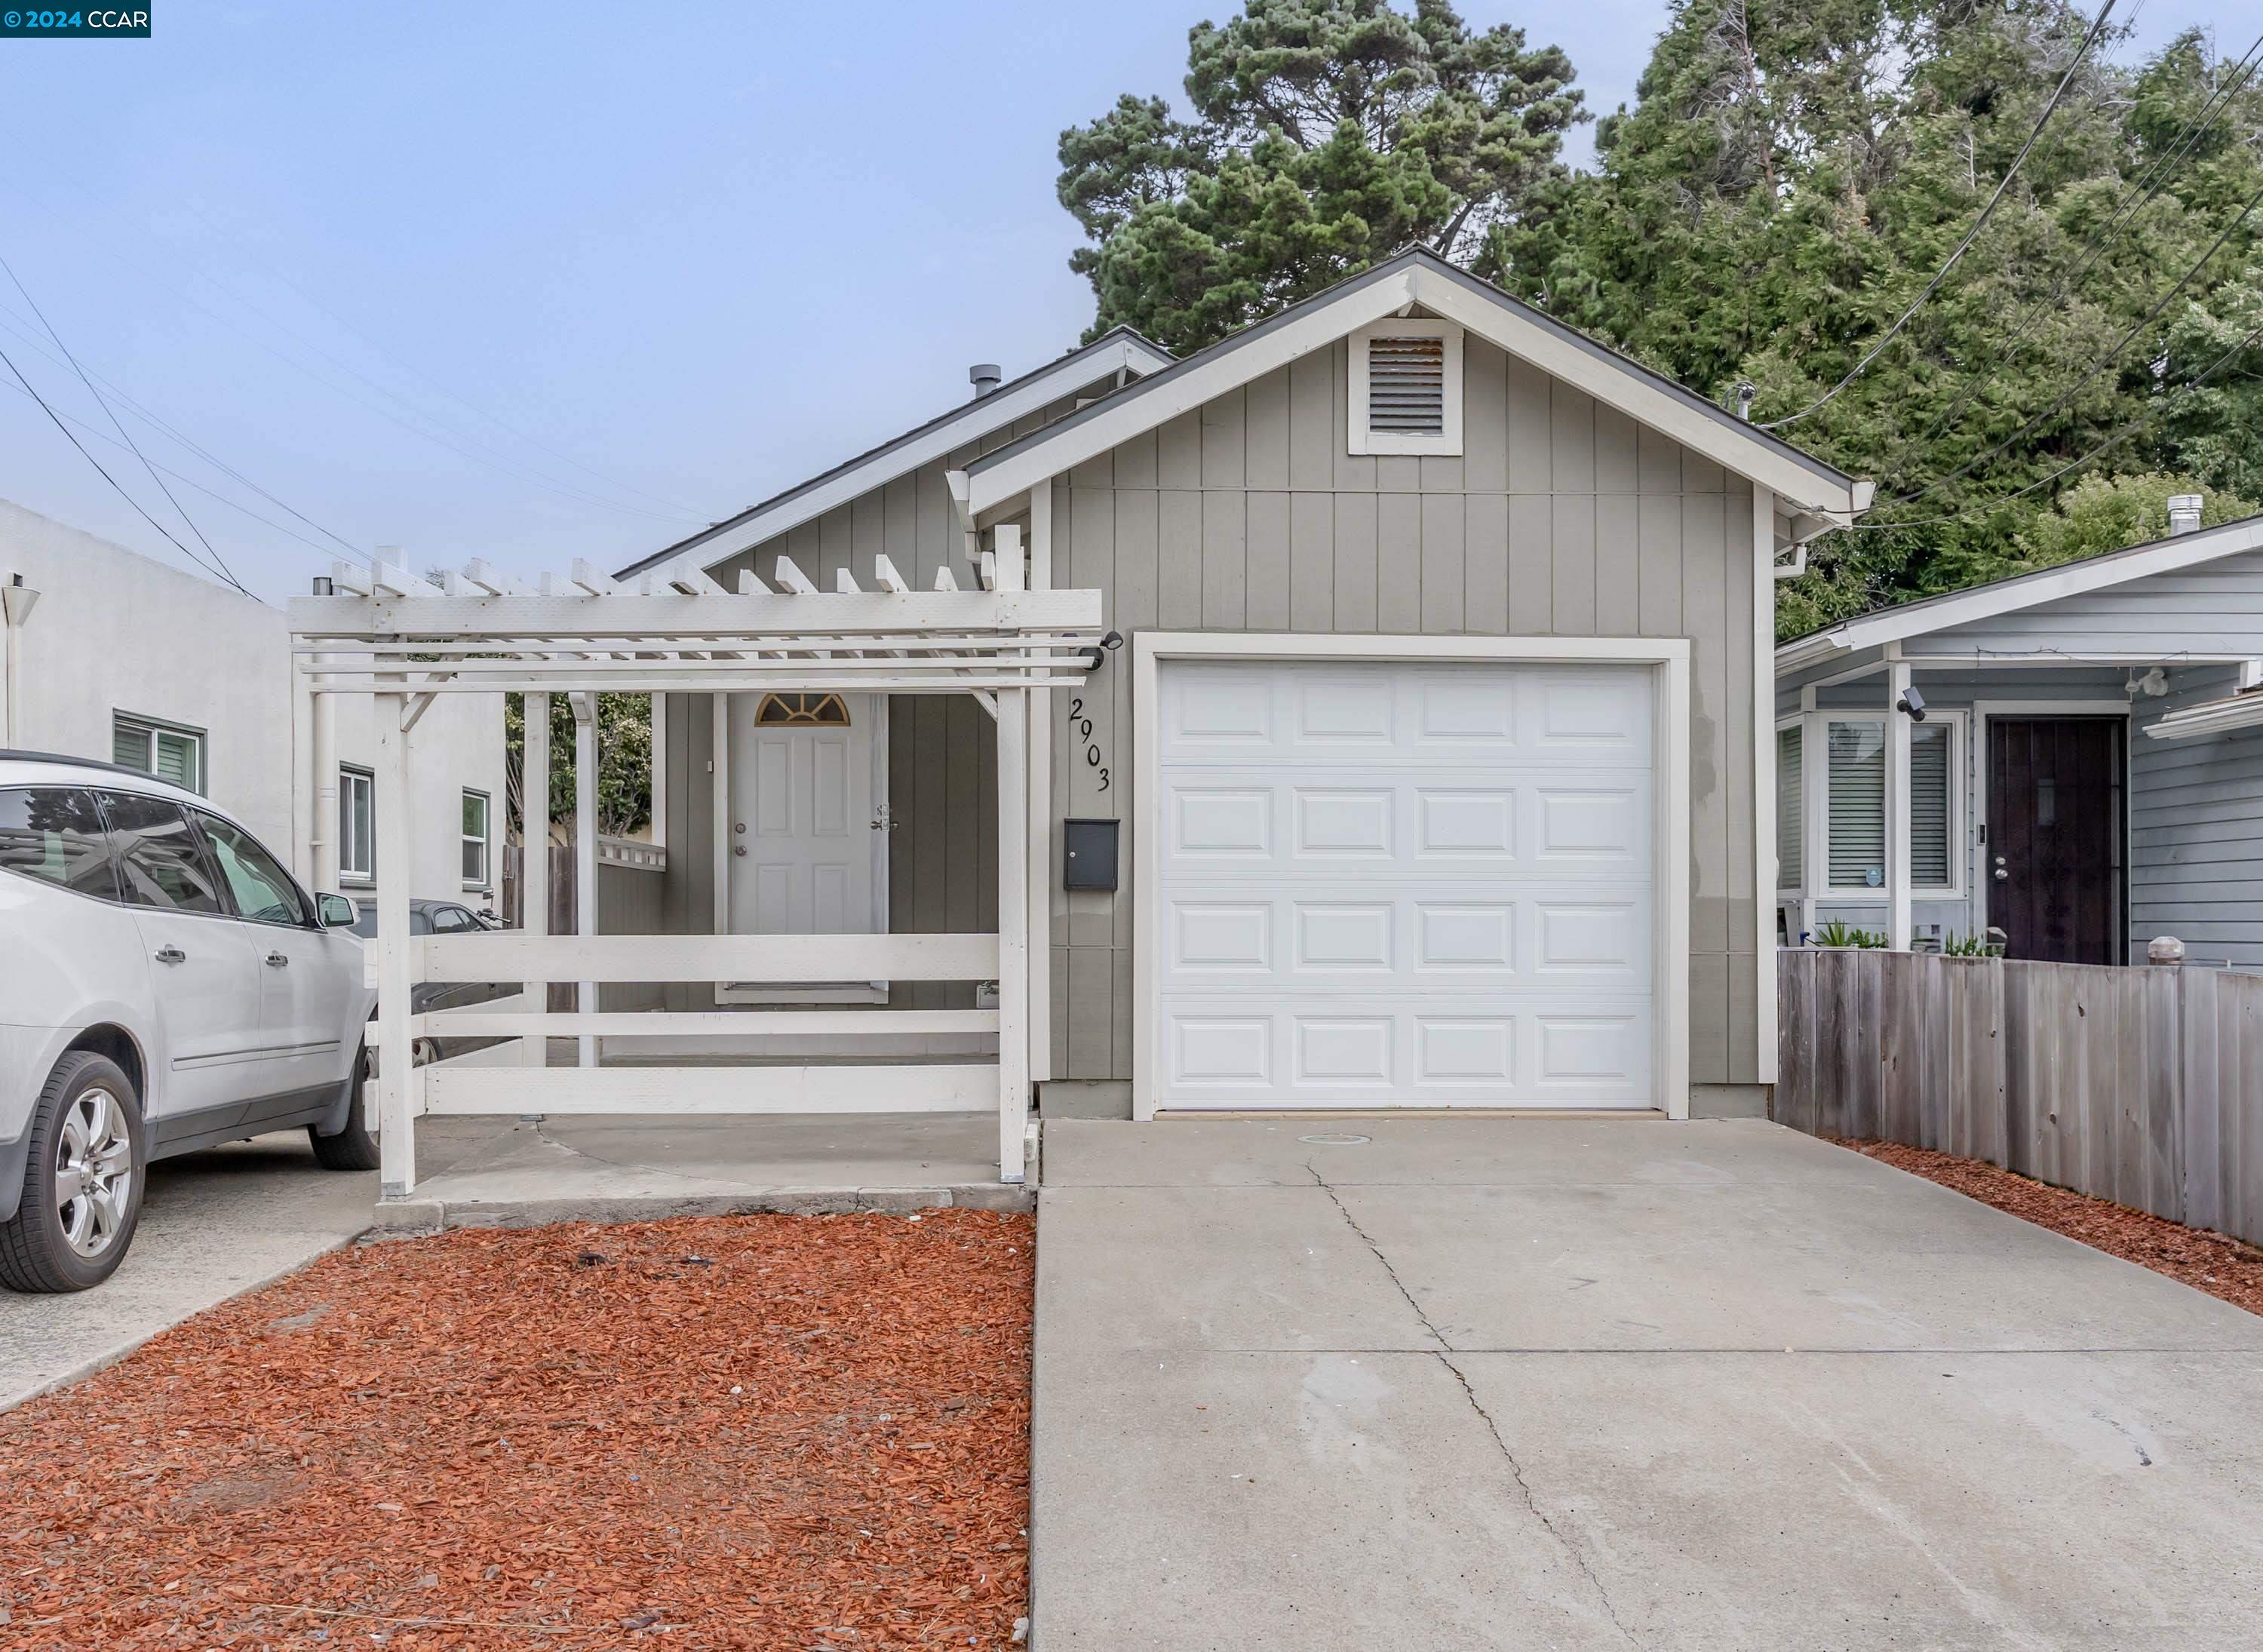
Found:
[1776,505,2263,969]
[620,248,1870,1120]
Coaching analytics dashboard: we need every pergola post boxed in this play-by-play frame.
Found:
[1887,659,1914,951]
[994,526,1031,1182]
[373,692,418,1196]
[520,691,550,1070]
[571,691,599,1069]
[1025,487,1054,1089]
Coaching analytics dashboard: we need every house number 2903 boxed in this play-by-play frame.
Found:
[1067,695,1110,792]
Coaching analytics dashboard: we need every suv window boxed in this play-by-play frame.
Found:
[0,787,118,901]
[196,812,309,926]
[97,791,225,915]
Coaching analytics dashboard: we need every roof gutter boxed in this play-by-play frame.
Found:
[2144,692,2263,741]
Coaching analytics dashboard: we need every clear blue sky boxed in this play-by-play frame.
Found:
[0,0,2242,600]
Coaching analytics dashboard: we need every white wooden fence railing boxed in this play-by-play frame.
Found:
[376,932,1004,1182]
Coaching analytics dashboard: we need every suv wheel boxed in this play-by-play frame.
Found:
[0,1052,146,1293]
[308,1043,382,1172]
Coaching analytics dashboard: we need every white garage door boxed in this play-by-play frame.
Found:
[1152,659,1657,1109]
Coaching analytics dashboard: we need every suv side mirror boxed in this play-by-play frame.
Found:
[318,893,358,929]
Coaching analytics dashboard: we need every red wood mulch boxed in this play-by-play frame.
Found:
[0,1210,1033,1651]
[1832,1138,2263,1318]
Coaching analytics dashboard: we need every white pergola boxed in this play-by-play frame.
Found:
[287,532,1101,1197]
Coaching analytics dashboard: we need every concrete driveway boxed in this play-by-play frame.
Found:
[1033,1117,2263,1650]
[0,1117,501,1409]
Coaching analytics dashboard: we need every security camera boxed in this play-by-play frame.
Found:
[1897,686,1927,721]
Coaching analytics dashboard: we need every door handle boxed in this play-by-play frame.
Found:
[265,951,290,968]
[154,945,186,965]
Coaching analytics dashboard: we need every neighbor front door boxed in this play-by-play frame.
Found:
[727,692,883,942]
[1987,717,2122,964]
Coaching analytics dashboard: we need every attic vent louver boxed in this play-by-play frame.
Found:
[1349,321,1462,456]
[1365,335,1446,434]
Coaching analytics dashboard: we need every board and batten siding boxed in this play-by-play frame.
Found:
[1046,333,1767,1088]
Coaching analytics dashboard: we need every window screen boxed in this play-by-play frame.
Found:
[0,787,118,901]
[1827,721,1886,889]
[1776,726,1802,889]
[1910,723,1952,887]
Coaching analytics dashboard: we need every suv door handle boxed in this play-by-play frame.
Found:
[264,951,290,968]
[154,945,186,965]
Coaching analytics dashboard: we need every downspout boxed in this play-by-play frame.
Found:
[2,574,39,747]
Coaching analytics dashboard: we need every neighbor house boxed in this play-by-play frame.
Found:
[0,497,505,911]
[1776,505,2263,969]
[608,249,1871,1120]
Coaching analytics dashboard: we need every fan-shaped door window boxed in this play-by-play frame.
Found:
[754,692,851,727]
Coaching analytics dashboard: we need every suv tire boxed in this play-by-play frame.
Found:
[308,1043,381,1172]
[0,1052,146,1293]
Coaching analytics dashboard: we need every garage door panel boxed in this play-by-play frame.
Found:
[1154,659,1658,1108]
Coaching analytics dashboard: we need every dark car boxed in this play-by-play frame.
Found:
[352,898,517,1063]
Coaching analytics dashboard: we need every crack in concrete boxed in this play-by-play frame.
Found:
[1304,1162,1642,1647]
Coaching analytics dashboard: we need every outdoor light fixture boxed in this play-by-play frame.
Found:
[1896,685,1927,721]
[1079,629,1124,670]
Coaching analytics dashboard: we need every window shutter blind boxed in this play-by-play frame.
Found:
[112,720,146,769]
[1827,721,1886,887]
[1776,726,1802,889]
[153,730,195,789]
[1366,336,1446,434]
[1910,723,1951,886]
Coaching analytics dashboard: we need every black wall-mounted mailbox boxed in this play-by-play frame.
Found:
[1063,818,1119,891]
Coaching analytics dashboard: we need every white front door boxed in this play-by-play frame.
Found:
[728,692,884,939]
[1150,659,1658,1110]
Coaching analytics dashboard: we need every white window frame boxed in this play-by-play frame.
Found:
[1773,715,1804,900]
[1801,709,1965,901]
[338,766,375,885]
[1347,318,1463,456]
[1131,632,1692,1121]
[112,711,205,794]
[462,787,491,892]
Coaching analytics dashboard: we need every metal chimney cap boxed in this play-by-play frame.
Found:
[2166,493,2204,534]
[969,364,1003,398]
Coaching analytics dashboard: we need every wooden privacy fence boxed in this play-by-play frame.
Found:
[1777,948,2263,1248]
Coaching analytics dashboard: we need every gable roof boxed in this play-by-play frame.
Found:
[955,249,1868,520]
[1776,511,2263,673]
[616,326,1171,579]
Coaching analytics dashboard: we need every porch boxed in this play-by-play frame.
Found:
[288,533,1100,1199]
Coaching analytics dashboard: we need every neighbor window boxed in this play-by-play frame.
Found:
[462,789,490,888]
[338,767,374,883]
[1348,320,1463,456]
[1807,713,1960,895]
[1775,725,1802,892]
[112,714,204,794]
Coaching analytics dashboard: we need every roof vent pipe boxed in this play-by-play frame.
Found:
[969,364,1002,400]
[2168,493,2203,536]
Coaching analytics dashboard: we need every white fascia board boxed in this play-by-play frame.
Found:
[966,260,1862,519]
[1798,514,2263,665]
[1402,266,1861,517]
[628,335,1165,578]
[967,272,1418,515]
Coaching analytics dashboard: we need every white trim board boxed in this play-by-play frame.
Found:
[962,250,1865,520]
[616,330,1170,580]
[1129,631,1693,1122]
[1778,511,2263,672]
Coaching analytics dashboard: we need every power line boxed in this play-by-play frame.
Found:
[0,247,250,594]
[1885,163,2263,507]
[1882,29,2263,485]
[0,302,367,562]
[1758,0,2120,431]
[0,339,252,590]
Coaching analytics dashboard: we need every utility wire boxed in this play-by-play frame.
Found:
[0,339,252,589]
[1841,309,2263,532]
[0,369,367,560]
[0,248,250,594]
[1882,29,2263,485]
[0,302,367,561]
[1884,164,2263,506]
[1758,0,2119,431]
